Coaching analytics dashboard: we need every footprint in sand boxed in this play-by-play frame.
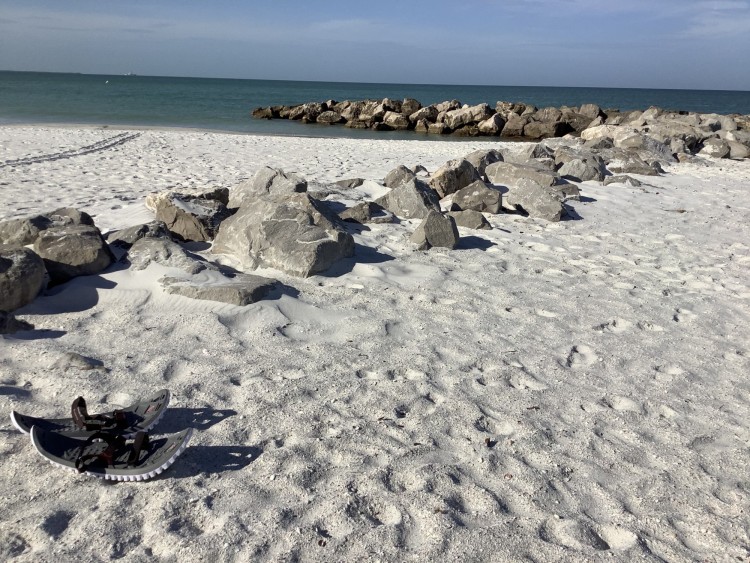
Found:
[593,318,633,333]
[598,526,639,551]
[562,345,598,368]
[539,518,611,551]
[672,308,696,323]
[637,320,664,332]
[603,395,643,414]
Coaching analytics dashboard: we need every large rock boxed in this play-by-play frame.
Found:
[0,207,94,248]
[383,111,410,130]
[557,158,606,182]
[603,175,643,187]
[0,248,46,312]
[409,106,438,123]
[448,210,492,230]
[478,114,506,136]
[105,221,172,250]
[501,114,529,137]
[485,161,562,189]
[33,225,113,285]
[579,104,604,119]
[162,273,276,306]
[213,193,354,277]
[410,211,460,250]
[728,141,750,160]
[463,149,503,179]
[375,178,441,219]
[503,181,565,221]
[230,167,307,208]
[316,111,345,125]
[128,237,210,275]
[146,188,232,242]
[444,104,493,130]
[401,98,422,116]
[429,159,481,198]
[699,138,731,158]
[523,120,573,139]
[450,181,502,214]
[383,165,416,188]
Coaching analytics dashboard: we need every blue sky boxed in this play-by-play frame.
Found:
[1,0,749,90]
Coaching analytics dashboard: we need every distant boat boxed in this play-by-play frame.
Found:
[123,73,137,76]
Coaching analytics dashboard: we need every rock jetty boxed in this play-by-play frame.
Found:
[252,99,750,159]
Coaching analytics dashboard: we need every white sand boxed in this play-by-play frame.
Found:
[1,126,749,561]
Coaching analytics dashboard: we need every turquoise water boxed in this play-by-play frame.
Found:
[1,71,749,140]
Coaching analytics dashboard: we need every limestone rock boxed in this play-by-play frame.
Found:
[485,161,562,189]
[316,111,345,125]
[147,188,232,242]
[34,225,113,285]
[128,237,210,275]
[230,167,307,208]
[450,180,502,214]
[383,111,410,130]
[579,104,604,119]
[106,221,172,249]
[523,120,573,139]
[448,210,492,230]
[0,207,94,248]
[503,181,565,221]
[478,114,506,136]
[558,158,606,182]
[162,273,276,306]
[0,247,46,312]
[401,98,422,116]
[501,114,529,137]
[463,149,503,179]
[339,202,393,224]
[728,141,750,160]
[444,104,493,130]
[429,159,481,198]
[375,178,441,219]
[428,123,449,135]
[410,211,460,250]
[213,193,354,277]
[383,165,416,188]
[409,106,438,123]
[699,138,731,158]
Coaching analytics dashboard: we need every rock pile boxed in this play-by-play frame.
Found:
[252,99,750,159]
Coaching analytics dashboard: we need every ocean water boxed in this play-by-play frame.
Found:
[1,71,749,140]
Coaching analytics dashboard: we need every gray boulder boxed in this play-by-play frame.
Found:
[402,98,422,116]
[429,159,481,198]
[728,141,750,160]
[213,193,354,277]
[410,211,460,250]
[383,165,416,188]
[478,114,506,136]
[464,149,503,179]
[450,181,502,214]
[409,106,438,123]
[162,273,276,306]
[501,114,529,137]
[339,202,393,224]
[0,248,46,312]
[375,178,441,219]
[485,161,562,189]
[230,167,307,208]
[699,138,731,158]
[523,120,572,139]
[448,210,492,230]
[0,311,34,335]
[128,237,210,275]
[602,149,664,176]
[34,225,113,285]
[427,123,449,135]
[579,104,604,119]
[0,207,94,248]
[383,111,410,130]
[503,181,565,221]
[558,158,606,182]
[444,104,493,130]
[106,221,172,249]
[316,111,345,125]
[147,189,232,242]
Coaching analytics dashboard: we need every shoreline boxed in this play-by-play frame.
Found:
[1,125,749,560]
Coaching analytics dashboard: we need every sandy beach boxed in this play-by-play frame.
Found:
[1,125,749,561]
